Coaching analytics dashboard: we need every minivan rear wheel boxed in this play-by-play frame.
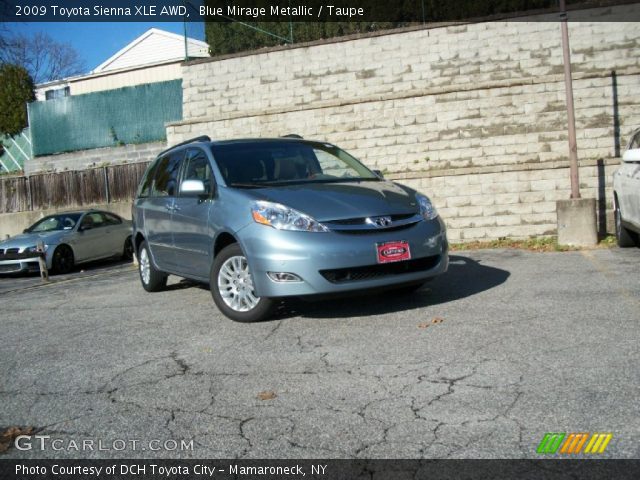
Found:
[210,243,274,322]
[138,241,167,292]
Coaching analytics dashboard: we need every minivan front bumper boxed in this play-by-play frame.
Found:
[238,217,448,297]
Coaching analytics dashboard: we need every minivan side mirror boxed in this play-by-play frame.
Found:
[373,169,385,179]
[180,179,206,196]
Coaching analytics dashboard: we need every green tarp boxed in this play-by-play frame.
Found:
[29,80,182,156]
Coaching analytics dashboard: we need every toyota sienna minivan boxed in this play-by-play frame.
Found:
[132,136,448,322]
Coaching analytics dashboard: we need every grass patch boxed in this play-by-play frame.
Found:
[598,235,617,247]
[450,236,617,252]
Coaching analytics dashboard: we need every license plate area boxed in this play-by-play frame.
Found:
[376,240,411,264]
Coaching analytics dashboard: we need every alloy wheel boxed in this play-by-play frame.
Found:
[139,247,151,285]
[217,255,259,312]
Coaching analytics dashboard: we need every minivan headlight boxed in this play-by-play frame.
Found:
[416,193,438,221]
[251,201,329,232]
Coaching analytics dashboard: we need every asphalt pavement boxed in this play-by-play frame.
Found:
[0,248,638,459]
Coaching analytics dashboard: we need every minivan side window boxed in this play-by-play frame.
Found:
[181,148,213,196]
[153,151,185,197]
[137,159,160,198]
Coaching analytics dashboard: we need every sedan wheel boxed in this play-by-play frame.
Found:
[122,236,134,260]
[52,245,74,274]
[210,243,274,322]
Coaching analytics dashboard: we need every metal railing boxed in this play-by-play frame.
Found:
[0,129,32,173]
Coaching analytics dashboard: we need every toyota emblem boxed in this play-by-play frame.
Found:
[366,216,392,228]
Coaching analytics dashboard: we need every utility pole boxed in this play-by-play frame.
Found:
[556,0,597,246]
[560,0,580,199]
[183,0,189,61]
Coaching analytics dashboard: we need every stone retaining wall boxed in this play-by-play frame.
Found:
[167,4,640,240]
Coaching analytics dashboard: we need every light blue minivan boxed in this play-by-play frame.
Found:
[132,136,448,322]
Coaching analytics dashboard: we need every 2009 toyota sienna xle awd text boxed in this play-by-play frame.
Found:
[132,136,448,322]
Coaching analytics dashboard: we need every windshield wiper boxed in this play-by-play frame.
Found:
[261,177,380,186]
[306,177,381,184]
[230,177,381,188]
[228,183,265,189]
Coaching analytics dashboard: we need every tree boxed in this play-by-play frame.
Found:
[0,64,35,136]
[0,31,86,84]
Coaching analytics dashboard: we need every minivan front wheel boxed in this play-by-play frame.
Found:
[210,243,274,322]
[138,241,167,292]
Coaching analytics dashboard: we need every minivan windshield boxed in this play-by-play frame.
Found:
[210,141,380,188]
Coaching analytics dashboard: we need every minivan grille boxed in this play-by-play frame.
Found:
[320,255,440,284]
[326,213,421,235]
[328,213,415,225]
[334,223,418,235]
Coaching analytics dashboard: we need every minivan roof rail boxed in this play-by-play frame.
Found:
[159,135,211,157]
[282,134,303,139]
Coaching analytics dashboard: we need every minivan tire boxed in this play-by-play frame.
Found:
[210,243,274,323]
[138,241,167,292]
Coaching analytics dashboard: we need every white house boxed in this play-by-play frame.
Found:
[36,28,209,100]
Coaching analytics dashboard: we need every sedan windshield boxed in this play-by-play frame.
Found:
[27,213,82,233]
[211,141,380,187]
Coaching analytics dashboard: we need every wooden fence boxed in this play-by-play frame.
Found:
[0,162,150,214]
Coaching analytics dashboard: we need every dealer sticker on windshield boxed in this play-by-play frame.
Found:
[376,240,411,264]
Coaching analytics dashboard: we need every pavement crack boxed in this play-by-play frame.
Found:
[263,320,283,341]
[170,352,190,376]
[237,417,255,457]
[426,371,475,407]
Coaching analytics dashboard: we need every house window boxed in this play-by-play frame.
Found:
[45,87,70,100]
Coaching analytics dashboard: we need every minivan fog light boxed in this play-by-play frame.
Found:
[268,272,303,283]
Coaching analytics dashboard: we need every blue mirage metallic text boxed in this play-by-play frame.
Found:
[201,4,365,18]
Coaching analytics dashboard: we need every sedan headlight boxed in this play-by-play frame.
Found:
[24,245,45,253]
[251,201,329,232]
[416,193,438,221]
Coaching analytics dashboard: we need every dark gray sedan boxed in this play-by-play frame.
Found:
[0,210,133,274]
